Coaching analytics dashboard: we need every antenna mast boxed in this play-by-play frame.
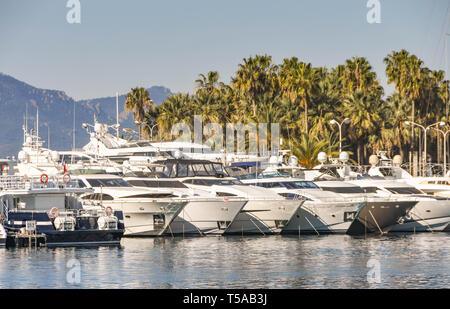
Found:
[36,106,39,139]
[116,92,119,138]
[73,101,76,151]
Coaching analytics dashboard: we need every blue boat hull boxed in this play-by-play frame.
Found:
[4,211,124,247]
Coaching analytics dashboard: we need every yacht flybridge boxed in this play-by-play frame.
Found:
[152,159,304,235]
[17,128,62,176]
[80,121,171,163]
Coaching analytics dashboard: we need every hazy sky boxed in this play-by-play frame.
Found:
[0,0,449,100]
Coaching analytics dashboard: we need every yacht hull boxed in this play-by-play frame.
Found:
[224,200,302,235]
[167,200,247,236]
[4,211,124,247]
[281,201,364,234]
[0,224,5,247]
[390,200,450,232]
[44,230,123,247]
[347,200,417,235]
[116,201,187,236]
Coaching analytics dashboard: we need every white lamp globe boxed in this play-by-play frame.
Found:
[317,152,327,164]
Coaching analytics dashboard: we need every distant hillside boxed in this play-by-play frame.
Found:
[0,73,171,157]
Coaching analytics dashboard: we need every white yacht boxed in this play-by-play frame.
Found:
[80,121,171,164]
[123,173,247,235]
[151,159,304,235]
[151,141,270,164]
[311,180,417,234]
[82,119,274,165]
[16,129,62,176]
[347,178,450,232]
[239,173,366,234]
[72,173,188,236]
[367,151,450,197]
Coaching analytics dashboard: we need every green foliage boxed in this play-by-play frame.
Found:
[138,50,449,166]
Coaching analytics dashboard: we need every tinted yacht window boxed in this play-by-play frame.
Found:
[320,186,365,194]
[184,179,242,186]
[127,180,188,188]
[86,179,132,187]
[282,181,319,189]
[386,187,423,195]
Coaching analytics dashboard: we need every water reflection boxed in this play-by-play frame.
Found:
[0,234,449,288]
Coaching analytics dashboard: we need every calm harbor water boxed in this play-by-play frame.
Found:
[0,233,449,289]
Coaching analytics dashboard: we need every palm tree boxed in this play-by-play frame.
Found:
[195,71,220,93]
[125,87,153,138]
[380,93,411,158]
[342,57,379,94]
[156,93,193,139]
[231,55,278,117]
[342,91,382,164]
[292,132,341,169]
[279,58,317,132]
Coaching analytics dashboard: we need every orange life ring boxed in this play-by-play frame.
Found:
[40,174,49,184]
[62,174,71,184]
[49,207,59,218]
[22,174,30,183]
[105,206,113,217]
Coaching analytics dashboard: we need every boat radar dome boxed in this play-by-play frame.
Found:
[339,152,349,163]
[369,155,379,166]
[317,152,327,164]
[18,151,29,163]
[173,150,182,159]
[393,155,402,166]
[288,155,298,167]
[269,156,278,164]
[51,151,60,161]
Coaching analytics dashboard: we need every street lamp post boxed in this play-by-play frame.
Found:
[405,121,445,176]
[134,121,158,141]
[432,127,450,175]
[148,124,158,141]
[330,118,350,153]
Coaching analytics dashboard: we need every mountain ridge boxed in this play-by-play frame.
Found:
[0,73,172,157]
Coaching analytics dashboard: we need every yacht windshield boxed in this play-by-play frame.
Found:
[248,181,318,189]
[154,160,229,178]
[386,187,423,195]
[127,179,188,188]
[282,181,319,189]
[236,171,291,180]
[86,178,132,187]
[379,168,394,177]
[183,179,242,186]
[320,186,365,194]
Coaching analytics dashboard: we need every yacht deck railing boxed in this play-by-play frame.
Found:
[0,175,80,191]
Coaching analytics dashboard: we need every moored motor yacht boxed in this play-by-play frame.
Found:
[239,173,366,234]
[151,159,304,235]
[367,151,450,197]
[311,180,417,235]
[123,174,247,235]
[347,178,450,232]
[72,173,188,236]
